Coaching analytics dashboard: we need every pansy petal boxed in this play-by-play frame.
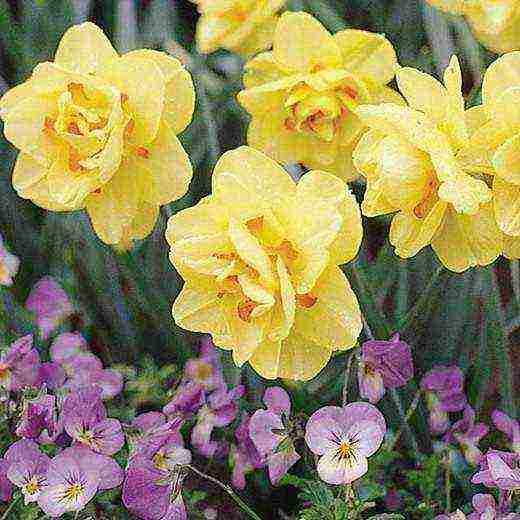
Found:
[249,409,284,455]
[263,386,291,416]
[317,449,368,484]
[305,406,346,455]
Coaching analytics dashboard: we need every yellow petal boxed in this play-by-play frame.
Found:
[334,29,398,85]
[362,177,397,217]
[132,122,193,205]
[124,50,195,134]
[270,256,296,341]
[243,51,285,89]
[493,176,520,236]
[437,173,492,215]
[98,55,165,145]
[315,138,360,182]
[482,51,520,106]
[228,217,274,285]
[0,80,38,119]
[54,22,118,74]
[296,170,362,264]
[503,233,520,259]
[389,202,447,258]
[2,94,59,167]
[396,66,448,123]
[489,87,520,132]
[493,132,520,185]
[292,265,361,350]
[353,129,384,177]
[12,153,46,193]
[85,159,140,244]
[442,56,468,147]
[125,201,159,240]
[426,0,466,14]
[230,14,278,57]
[273,12,342,73]
[431,204,502,272]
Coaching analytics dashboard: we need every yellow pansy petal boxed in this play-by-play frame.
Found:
[124,50,195,134]
[133,122,193,205]
[54,22,118,75]
[85,160,140,244]
[296,170,362,264]
[389,202,447,258]
[292,265,361,350]
[98,55,165,145]
[2,94,59,166]
[493,133,520,185]
[396,66,448,123]
[228,217,274,284]
[12,153,46,193]
[432,204,502,272]
[334,29,397,85]
[273,12,343,73]
[493,176,520,236]
[482,51,520,106]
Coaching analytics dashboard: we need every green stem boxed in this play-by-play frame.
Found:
[187,465,263,520]
[0,496,20,520]
[387,388,422,451]
[397,265,448,334]
[342,352,356,406]
[445,451,452,514]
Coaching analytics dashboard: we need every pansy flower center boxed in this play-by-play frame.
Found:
[24,475,44,496]
[59,482,85,503]
[284,83,359,142]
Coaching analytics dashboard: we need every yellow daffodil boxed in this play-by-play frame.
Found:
[353,56,502,273]
[166,146,362,381]
[0,23,195,246]
[427,0,520,53]
[464,51,520,259]
[237,11,400,181]
[192,0,285,56]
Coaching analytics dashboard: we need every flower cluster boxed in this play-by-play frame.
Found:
[427,0,520,53]
[0,22,195,247]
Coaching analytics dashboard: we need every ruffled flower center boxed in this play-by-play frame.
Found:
[58,481,86,504]
[284,82,359,142]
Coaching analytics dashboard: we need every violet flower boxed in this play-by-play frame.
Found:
[123,448,191,520]
[50,332,88,364]
[4,439,50,504]
[38,362,66,390]
[184,337,225,392]
[0,335,41,392]
[472,450,520,490]
[468,493,519,520]
[443,406,489,465]
[63,387,124,456]
[191,385,244,458]
[163,381,205,418]
[421,366,467,435]
[26,277,73,340]
[38,445,123,517]
[249,387,300,485]
[305,402,386,485]
[0,458,13,503]
[492,410,520,454]
[0,234,19,286]
[16,393,59,441]
[230,412,266,489]
[358,334,413,404]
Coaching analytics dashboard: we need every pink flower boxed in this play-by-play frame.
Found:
[472,450,520,491]
[492,410,520,454]
[0,458,13,503]
[0,235,19,286]
[0,335,41,392]
[26,277,73,340]
[249,387,300,485]
[305,402,386,485]
[184,337,225,393]
[467,493,519,519]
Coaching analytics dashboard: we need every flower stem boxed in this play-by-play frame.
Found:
[187,465,263,520]
[387,388,422,451]
[342,351,356,406]
[445,451,452,514]
[0,495,20,520]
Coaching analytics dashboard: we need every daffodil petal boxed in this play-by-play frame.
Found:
[482,51,520,106]
[493,176,520,236]
[493,132,520,185]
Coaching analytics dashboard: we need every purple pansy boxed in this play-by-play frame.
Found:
[191,385,244,458]
[0,335,41,392]
[305,402,386,485]
[123,447,191,520]
[0,234,19,286]
[38,362,66,390]
[249,387,300,485]
[50,332,88,364]
[62,387,124,456]
[468,493,519,520]
[358,334,414,404]
[5,439,50,504]
[163,381,205,418]
[230,412,266,489]
[492,410,520,454]
[0,458,13,503]
[26,277,73,340]
[421,366,467,435]
[443,406,488,465]
[472,450,520,490]
[16,393,59,441]
[37,445,123,517]
[184,337,225,393]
